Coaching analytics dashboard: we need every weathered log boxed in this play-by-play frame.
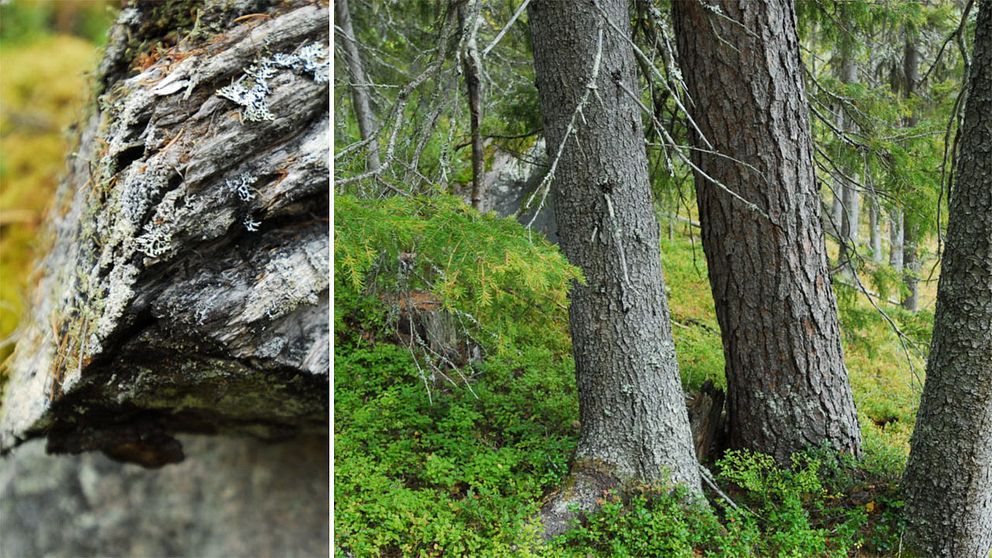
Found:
[0,0,329,466]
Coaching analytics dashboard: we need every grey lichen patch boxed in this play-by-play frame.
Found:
[215,42,328,122]
[227,172,257,202]
[93,264,140,343]
[538,459,623,540]
[243,235,328,322]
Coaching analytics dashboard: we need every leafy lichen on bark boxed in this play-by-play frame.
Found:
[0,0,329,466]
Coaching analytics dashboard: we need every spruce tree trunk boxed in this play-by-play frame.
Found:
[528,0,701,535]
[673,0,862,462]
[902,2,992,554]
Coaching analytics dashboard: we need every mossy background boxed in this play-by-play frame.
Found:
[0,0,117,369]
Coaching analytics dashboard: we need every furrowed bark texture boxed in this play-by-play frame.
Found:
[902,2,992,555]
[0,0,329,465]
[529,0,700,489]
[673,0,862,462]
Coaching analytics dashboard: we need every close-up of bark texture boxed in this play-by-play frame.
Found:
[0,0,329,463]
[0,0,329,555]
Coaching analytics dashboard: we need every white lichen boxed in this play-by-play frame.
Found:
[215,41,329,122]
[243,238,327,323]
[216,80,275,122]
[272,42,329,83]
[243,215,262,232]
[226,172,257,202]
[95,263,139,340]
[135,221,173,258]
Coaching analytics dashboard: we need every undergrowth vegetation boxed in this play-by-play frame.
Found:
[334,195,928,557]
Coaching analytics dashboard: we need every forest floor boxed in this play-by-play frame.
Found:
[334,196,933,557]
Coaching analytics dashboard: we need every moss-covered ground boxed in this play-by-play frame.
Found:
[335,196,931,557]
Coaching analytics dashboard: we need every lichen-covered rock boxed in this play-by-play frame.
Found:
[0,0,329,465]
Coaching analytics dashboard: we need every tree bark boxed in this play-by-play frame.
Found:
[0,1,329,464]
[870,196,883,263]
[528,0,701,534]
[890,209,904,271]
[335,0,380,172]
[458,0,486,211]
[837,54,860,277]
[902,3,992,554]
[902,31,922,311]
[673,0,862,462]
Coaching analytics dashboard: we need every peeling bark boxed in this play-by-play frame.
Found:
[0,0,329,465]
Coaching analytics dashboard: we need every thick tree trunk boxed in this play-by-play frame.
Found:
[0,0,329,463]
[902,3,992,554]
[528,0,701,535]
[673,0,862,462]
[335,0,380,172]
[902,32,921,311]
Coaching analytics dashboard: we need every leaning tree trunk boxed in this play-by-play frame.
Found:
[0,0,328,471]
[335,0,380,172]
[673,0,862,462]
[458,0,486,210]
[902,2,992,555]
[528,0,701,536]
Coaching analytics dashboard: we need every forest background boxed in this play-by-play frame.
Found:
[333,0,977,556]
